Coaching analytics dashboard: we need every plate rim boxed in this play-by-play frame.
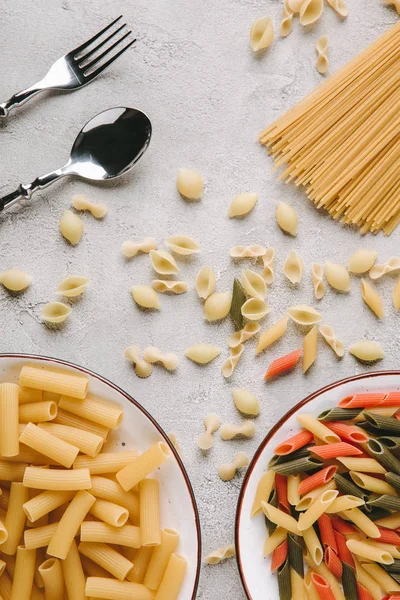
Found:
[0,352,202,599]
[235,369,400,600]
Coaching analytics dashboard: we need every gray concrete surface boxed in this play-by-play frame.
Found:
[0,1,399,597]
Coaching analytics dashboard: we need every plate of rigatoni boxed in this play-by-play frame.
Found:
[235,371,400,600]
[0,354,201,600]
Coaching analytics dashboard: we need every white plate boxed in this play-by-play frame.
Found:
[0,353,201,599]
[235,370,400,600]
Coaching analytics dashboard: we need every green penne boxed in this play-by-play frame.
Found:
[367,494,400,511]
[277,558,291,600]
[317,408,361,422]
[368,439,400,475]
[364,412,400,434]
[264,490,278,535]
[379,436,400,451]
[271,456,323,476]
[365,507,391,521]
[230,278,246,330]
[334,473,368,501]
[288,534,304,578]
[385,559,400,574]
[268,447,311,469]
[385,472,400,491]
[341,563,358,600]
[357,421,381,435]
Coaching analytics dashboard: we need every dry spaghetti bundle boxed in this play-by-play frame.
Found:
[260,22,400,235]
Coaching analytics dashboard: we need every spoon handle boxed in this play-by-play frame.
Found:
[0,169,65,212]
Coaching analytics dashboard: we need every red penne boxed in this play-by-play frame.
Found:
[324,422,369,444]
[318,513,337,552]
[271,539,288,572]
[381,392,400,406]
[331,518,356,535]
[324,548,342,580]
[309,442,363,459]
[298,466,338,497]
[311,573,336,600]
[357,583,375,600]
[333,530,355,568]
[338,393,386,408]
[274,430,314,456]
[275,474,290,511]
[378,527,400,545]
[264,349,302,380]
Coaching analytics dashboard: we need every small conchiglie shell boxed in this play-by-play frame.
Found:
[0,269,32,292]
[276,202,298,236]
[311,263,326,300]
[41,302,72,324]
[204,292,232,321]
[59,210,83,245]
[289,0,305,12]
[287,304,322,326]
[177,169,203,200]
[369,258,400,280]
[232,388,260,416]
[299,0,323,25]
[185,344,221,364]
[327,0,348,17]
[349,340,384,362]
[250,17,274,51]
[56,276,89,297]
[196,266,216,300]
[361,280,384,319]
[131,285,161,310]
[241,298,269,321]
[283,250,304,284]
[165,235,200,255]
[149,250,179,275]
[242,269,267,300]
[325,262,351,292]
[348,250,377,274]
[228,193,258,218]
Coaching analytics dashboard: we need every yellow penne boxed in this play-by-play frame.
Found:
[304,552,345,600]
[347,538,394,564]
[354,559,382,600]
[80,522,142,549]
[297,414,340,443]
[295,481,336,511]
[116,442,171,491]
[337,457,387,474]
[38,557,65,600]
[261,501,301,535]
[291,567,306,599]
[19,365,88,399]
[0,383,19,457]
[89,476,139,524]
[325,495,365,513]
[37,423,103,457]
[154,553,187,600]
[19,401,57,424]
[24,523,59,549]
[144,529,179,589]
[0,461,27,482]
[127,546,153,584]
[302,526,323,565]
[368,541,400,559]
[263,527,287,557]
[140,479,161,547]
[20,423,79,468]
[304,569,320,600]
[23,490,75,523]
[54,408,109,440]
[343,508,380,538]
[23,467,91,491]
[78,542,134,581]
[251,471,275,517]
[89,498,129,527]
[375,512,400,529]
[365,562,400,593]
[2,482,29,555]
[10,545,35,600]
[350,471,397,495]
[73,451,138,475]
[61,539,86,600]
[18,386,43,404]
[298,490,338,531]
[85,577,154,600]
[58,394,122,429]
[287,474,301,506]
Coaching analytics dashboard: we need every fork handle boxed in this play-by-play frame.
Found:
[0,86,42,118]
[0,170,65,211]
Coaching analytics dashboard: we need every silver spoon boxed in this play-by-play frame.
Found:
[0,106,152,212]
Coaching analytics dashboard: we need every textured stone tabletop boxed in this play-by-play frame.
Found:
[0,1,399,598]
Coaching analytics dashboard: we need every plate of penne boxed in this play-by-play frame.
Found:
[235,370,400,600]
[0,353,201,600]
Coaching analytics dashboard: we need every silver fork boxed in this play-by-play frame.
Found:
[0,16,135,118]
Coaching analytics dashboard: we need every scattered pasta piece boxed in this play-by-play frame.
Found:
[120,237,157,258]
[203,544,236,564]
[165,235,200,255]
[220,421,255,440]
[131,285,161,310]
[41,301,72,324]
[230,245,266,259]
[0,269,32,292]
[262,248,275,283]
[288,0,304,11]
[361,279,384,319]
[299,0,323,25]
[176,168,203,200]
[348,249,377,274]
[168,432,182,456]
[283,250,304,284]
[325,261,351,292]
[228,193,258,218]
[59,210,83,245]
[349,340,384,362]
[241,298,269,321]
[229,322,260,348]
[196,266,216,300]
[72,194,107,218]
[151,280,188,294]
[370,257,400,280]
[264,348,302,379]
[232,388,260,416]
[219,452,249,481]
[393,280,400,312]
[143,347,178,372]
[204,292,232,321]
[311,263,326,300]
[280,0,294,37]
[256,315,288,355]
[124,346,152,378]
[250,17,274,51]
[149,250,179,275]
[315,35,328,75]
[230,278,247,330]
[242,269,267,300]
[327,0,348,17]
[276,202,298,236]
[197,414,221,450]
[185,344,221,364]
[56,275,89,297]
[303,325,318,373]
[287,304,322,326]
[319,324,345,357]
[221,345,244,378]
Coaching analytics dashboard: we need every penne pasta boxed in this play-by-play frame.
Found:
[78,542,134,581]
[342,508,380,538]
[89,476,139,524]
[23,466,91,491]
[139,479,161,546]
[10,545,36,600]
[89,498,129,527]
[251,471,275,517]
[346,539,393,564]
[297,414,340,444]
[19,401,57,424]
[73,450,139,475]
[20,422,79,468]
[80,522,142,549]
[0,383,19,457]
[38,558,65,600]
[302,526,323,565]
[2,482,29,555]
[58,394,122,430]
[54,408,109,439]
[19,366,88,399]
[126,546,153,583]
[261,502,301,535]
[116,442,171,492]
[24,522,59,549]
[297,490,338,531]
[37,422,103,457]
[144,529,179,589]
[154,553,187,600]
[23,489,75,523]
[85,577,154,600]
